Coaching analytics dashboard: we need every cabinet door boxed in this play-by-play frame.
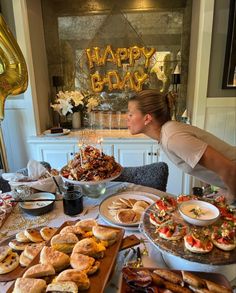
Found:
[36,144,75,170]
[114,143,153,167]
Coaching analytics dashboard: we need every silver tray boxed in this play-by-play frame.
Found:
[140,202,236,265]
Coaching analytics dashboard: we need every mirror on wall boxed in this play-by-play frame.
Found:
[222,0,236,89]
[41,0,192,126]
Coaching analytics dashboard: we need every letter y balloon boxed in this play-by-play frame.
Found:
[0,15,28,121]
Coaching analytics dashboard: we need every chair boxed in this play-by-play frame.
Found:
[114,162,169,191]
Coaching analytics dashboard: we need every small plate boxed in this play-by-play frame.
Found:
[99,191,157,229]
[19,192,55,216]
[43,129,70,136]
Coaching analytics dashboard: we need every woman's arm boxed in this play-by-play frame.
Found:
[199,145,236,199]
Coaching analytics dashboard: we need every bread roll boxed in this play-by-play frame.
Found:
[0,246,11,262]
[153,268,183,286]
[56,269,90,290]
[204,279,232,293]
[24,229,44,242]
[23,263,55,278]
[51,233,78,253]
[16,231,31,243]
[75,219,98,232]
[46,281,78,293]
[40,227,57,241]
[72,238,105,259]
[0,252,19,274]
[92,226,118,241]
[70,253,95,271]
[40,246,70,272]
[19,252,31,267]
[24,242,45,260]
[13,278,47,293]
[181,271,206,288]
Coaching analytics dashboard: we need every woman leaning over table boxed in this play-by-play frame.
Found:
[127,89,236,203]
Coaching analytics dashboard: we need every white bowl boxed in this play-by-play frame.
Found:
[179,200,220,226]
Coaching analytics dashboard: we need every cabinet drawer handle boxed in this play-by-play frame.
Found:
[70,152,74,156]
[148,152,152,156]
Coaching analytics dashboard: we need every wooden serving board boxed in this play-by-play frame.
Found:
[142,203,236,265]
[120,268,233,292]
[7,222,125,293]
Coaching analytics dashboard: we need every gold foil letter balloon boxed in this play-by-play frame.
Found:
[0,15,28,120]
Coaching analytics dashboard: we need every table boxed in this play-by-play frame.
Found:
[0,182,235,292]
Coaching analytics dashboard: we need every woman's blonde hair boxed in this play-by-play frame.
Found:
[129,89,175,125]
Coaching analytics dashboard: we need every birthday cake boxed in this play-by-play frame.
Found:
[60,145,122,181]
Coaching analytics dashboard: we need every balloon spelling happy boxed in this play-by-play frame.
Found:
[0,15,28,120]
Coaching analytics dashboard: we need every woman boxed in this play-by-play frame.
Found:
[127,89,236,203]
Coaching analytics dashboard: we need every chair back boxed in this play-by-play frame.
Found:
[114,162,169,191]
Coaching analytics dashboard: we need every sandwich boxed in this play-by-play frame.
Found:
[12,277,47,293]
[72,238,106,259]
[155,196,177,212]
[184,231,213,253]
[40,227,57,241]
[40,246,70,272]
[56,269,90,290]
[157,220,187,240]
[70,253,100,275]
[23,263,55,278]
[92,226,118,246]
[211,222,236,251]
[51,232,78,254]
[0,246,12,262]
[24,229,44,242]
[60,225,84,238]
[75,218,98,232]
[46,281,78,293]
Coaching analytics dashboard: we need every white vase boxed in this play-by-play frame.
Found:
[72,112,81,129]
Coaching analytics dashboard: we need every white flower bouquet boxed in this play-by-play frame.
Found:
[50,90,100,116]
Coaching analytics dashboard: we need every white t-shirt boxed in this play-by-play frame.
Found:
[160,121,236,189]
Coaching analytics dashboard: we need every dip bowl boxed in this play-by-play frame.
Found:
[179,200,220,226]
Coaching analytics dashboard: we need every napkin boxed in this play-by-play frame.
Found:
[3,160,62,194]
[27,160,47,179]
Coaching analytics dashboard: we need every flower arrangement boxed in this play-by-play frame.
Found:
[50,90,99,116]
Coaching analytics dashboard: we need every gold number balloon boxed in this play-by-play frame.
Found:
[0,15,28,120]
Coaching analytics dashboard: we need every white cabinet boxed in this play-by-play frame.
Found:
[35,144,76,170]
[113,143,160,166]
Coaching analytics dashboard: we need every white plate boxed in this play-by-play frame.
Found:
[19,192,55,210]
[99,191,158,230]
[43,129,70,136]
[60,169,122,186]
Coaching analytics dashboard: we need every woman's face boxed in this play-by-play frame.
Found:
[127,101,146,134]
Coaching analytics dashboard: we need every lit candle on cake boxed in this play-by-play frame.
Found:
[78,142,83,167]
[98,137,103,155]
